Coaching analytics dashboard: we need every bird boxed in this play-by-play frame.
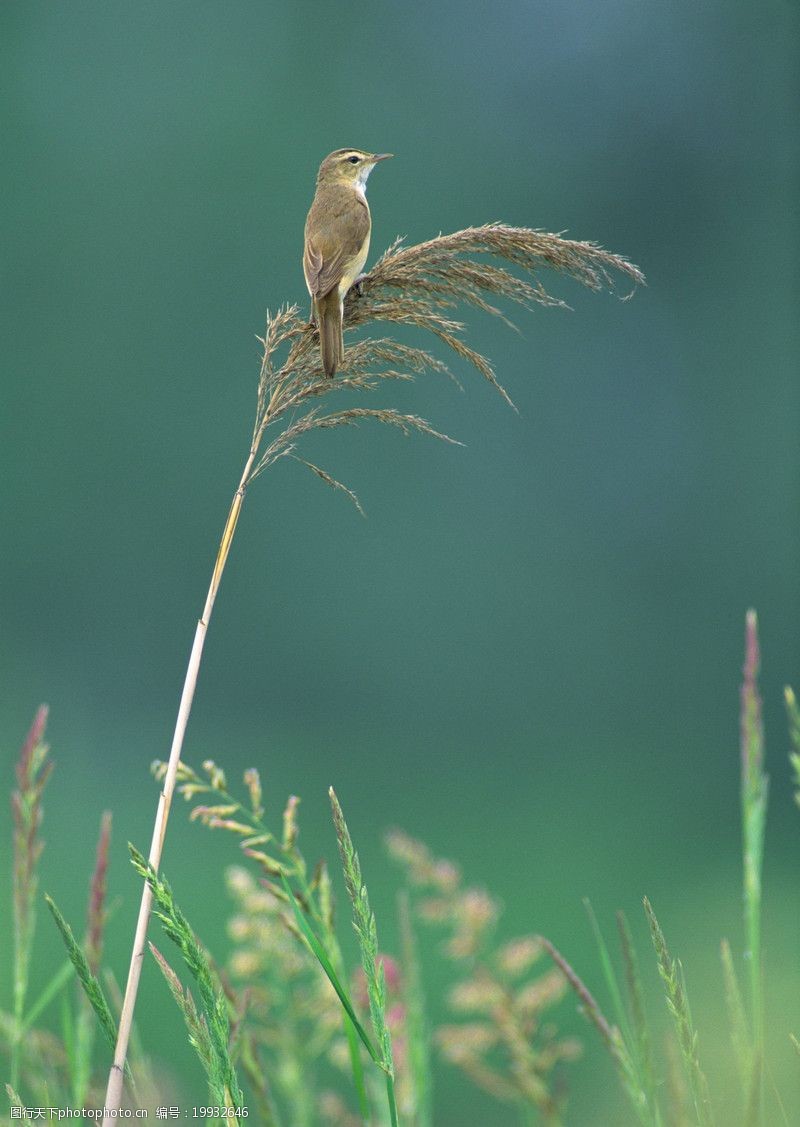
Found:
[303,148,392,378]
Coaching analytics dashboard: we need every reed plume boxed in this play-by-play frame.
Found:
[102,222,643,1120]
[253,224,645,483]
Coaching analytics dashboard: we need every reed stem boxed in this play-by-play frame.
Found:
[101,448,256,1122]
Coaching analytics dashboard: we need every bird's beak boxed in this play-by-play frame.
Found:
[371,153,393,163]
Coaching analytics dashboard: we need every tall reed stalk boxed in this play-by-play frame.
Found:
[101,469,248,1118]
[101,222,643,1120]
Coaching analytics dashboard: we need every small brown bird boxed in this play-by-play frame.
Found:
[303,148,393,378]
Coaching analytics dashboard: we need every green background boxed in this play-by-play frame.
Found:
[1,1,798,1122]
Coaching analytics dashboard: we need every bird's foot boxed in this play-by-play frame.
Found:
[352,273,368,297]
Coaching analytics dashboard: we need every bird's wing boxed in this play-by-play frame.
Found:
[303,189,370,300]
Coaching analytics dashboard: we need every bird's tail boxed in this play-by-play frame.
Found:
[315,293,344,378]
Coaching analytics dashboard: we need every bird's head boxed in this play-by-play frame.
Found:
[316,148,393,190]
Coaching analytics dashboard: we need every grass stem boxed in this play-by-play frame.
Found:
[101,452,255,1121]
[740,610,768,1125]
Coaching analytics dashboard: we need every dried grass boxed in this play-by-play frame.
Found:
[248,223,644,504]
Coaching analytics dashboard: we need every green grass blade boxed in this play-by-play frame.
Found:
[541,936,652,1125]
[271,854,371,1120]
[743,1053,762,1127]
[329,791,394,1069]
[73,1005,95,1110]
[740,609,767,1117]
[785,686,800,774]
[583,901,661,1126]
[302,857,369,1116]
[60,988,75,1084]
[329,788,398,1127]
[720,938,750,1097]
[617,910,660,1126]
[44,895,120,1058]
[129,845,243,1112]
[341,1004,371,1122]
[19,960,73,1033]
[584,900,633,1048]
[643,897,714,1127]
[399,890,433,1127]
[149,943,216,1082]
[767,1066,791,1127]
[61,979,93,1108]
[279,871,379,1066]
[239,1032,283,1127]
[384,1072,399,1127]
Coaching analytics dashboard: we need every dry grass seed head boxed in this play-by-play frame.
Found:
[248,224,644,504]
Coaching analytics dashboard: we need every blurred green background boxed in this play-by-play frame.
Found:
[1,1,798,1122]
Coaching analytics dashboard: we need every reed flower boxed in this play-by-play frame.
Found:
[247,224,644,507]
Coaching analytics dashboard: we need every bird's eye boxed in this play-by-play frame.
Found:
[347,155,360,164]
